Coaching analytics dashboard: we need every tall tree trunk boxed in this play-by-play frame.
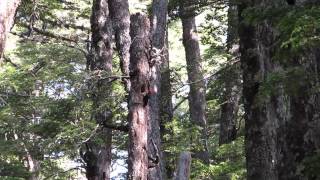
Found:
[161,24,175,179]
[175,152,192,180]
[109,0,131,92]
[219,1,242,146]
[181,11,209,164]
[82,0,113,179]
[0,0,21,60]
[27,80,43,180]
[128,13,150,180]
[148,0,171,179]
[239,1,320,179]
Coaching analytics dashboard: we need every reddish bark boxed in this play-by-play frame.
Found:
[128,13,151,180]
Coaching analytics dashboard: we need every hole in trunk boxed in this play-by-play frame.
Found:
[286,0,295,5]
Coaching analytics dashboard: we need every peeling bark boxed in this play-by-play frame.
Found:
[0,0,21,60]
[239,1,320,179]
[128,13,150,180]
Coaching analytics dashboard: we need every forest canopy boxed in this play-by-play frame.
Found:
[0,0,319,179]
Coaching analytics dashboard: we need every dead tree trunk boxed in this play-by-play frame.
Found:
[219,1,242,145]
[148,0,171,179]
[81,0,113,179]
[128,13,150,180]
[239,1,320,179]
[181,10,209,164]
[0,0,21,60]
[109,0,131,92]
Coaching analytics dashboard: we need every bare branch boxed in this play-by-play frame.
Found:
[101,122,128,132]
[173,96,188,112]
[19,23,80,43]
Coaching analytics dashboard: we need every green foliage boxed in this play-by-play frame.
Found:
[0,0,256,178]
[277,6,320,53]
[0,159,30,179]
[300,152,320,179]
[242,5,320,57]
[258,67,307,101]
[191,137,246,180]
[200,7,228,56]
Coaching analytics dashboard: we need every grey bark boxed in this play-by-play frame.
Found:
[181,11,209,163]
[109,0,131,92]
[128,13,150,180]
[239,1,320,179]
[0,0,21,60]
[148,0,171,179]
[175,152,192,180]
[219,1,242,146]
[81,0,113,179]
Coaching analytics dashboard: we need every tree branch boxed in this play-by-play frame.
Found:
[173,96,188,112]
[174,59,240,90]
[3,55,19,68]
[19,23,79,43]
[101,122,128,132]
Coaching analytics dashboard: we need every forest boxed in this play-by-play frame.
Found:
[0,0,319,179]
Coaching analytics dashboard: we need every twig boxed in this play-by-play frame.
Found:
[174,59,240,90]
[19,22,79,43]
[173,96,188,112]
[101,122,129,132]
[3,56,19,68]
[43,167,83,180]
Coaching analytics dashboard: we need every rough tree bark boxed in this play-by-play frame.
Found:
[239,0,320,179]
[109,0,131,92]
[0,0,21,60]
[175,152,192,180]
[148,0,171,179]
[128,13,150,180]
[180,6,209,163]
[81,0,113,179]
[219,1,242,146]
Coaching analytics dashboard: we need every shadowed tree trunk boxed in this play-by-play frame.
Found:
[175,152,191,180]
[109,0,131,92]
[128,13,150,180]
[219,1,242,146]
[81,0,113,179]
[180,7,209,164]
[161,30,175,179]
[148,0,171,179]
[239,0,320,179]
[0,0,21,60]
